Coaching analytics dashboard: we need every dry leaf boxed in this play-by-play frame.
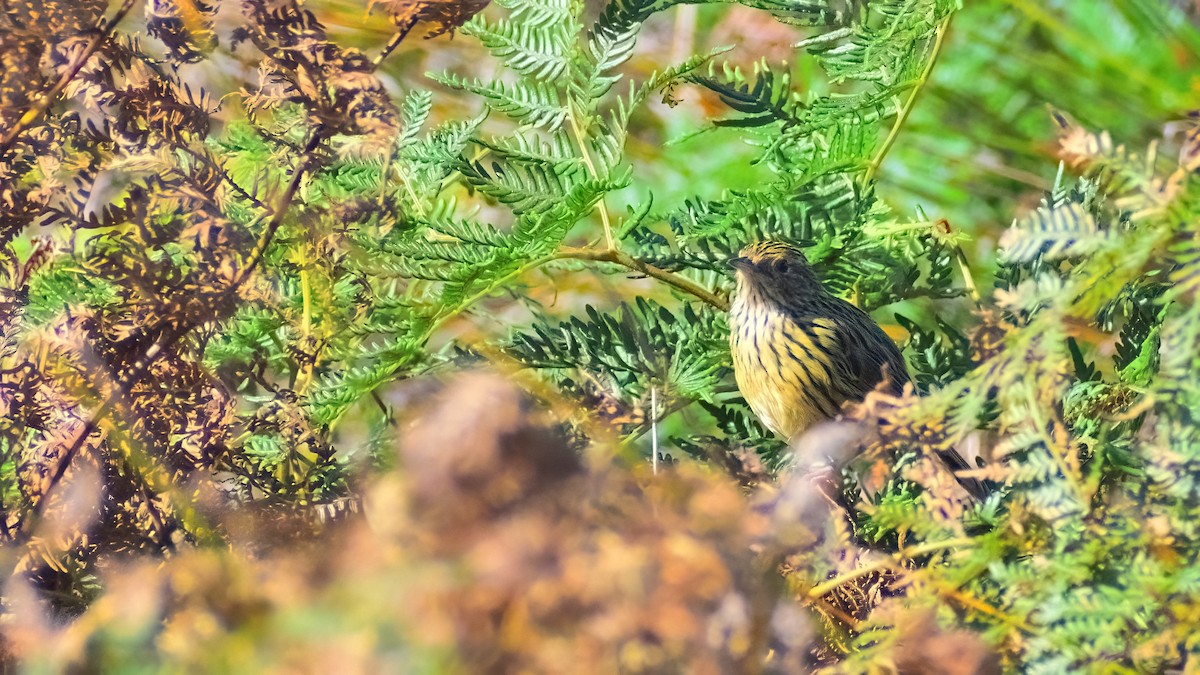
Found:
[369,0,491,38]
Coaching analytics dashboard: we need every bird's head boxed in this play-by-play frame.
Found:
[729,241,821,301]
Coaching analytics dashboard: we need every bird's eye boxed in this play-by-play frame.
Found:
[775,259,790,273]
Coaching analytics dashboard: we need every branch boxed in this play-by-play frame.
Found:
[330,246,728,428]
[558,246,729,311]
[0,0,137,157]
[933,581,1033,632]
[1002,0,1180,104]
[566,105,616,250]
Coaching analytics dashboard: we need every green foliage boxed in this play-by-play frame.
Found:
[5,0,1200,671]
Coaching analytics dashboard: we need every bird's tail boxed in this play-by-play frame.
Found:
[936,447,991,501]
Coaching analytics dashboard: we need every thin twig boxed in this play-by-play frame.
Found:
[862,14,953,186]
[953,243,982,305]
[809,595,862,630]
[296,266,315,392]
[372,19,417,70]
[423,245,727,345]
[934,218,982,305]
[566,104,616,250]
[1002,0,1180,103]
[0,0,137,156]
[23,332,175,541]
[236,131,325,287]
[670,5,698,64]
[650,385,659,475]
[557,246,729,310]
[331,245,727,430]
[934,581,1033,632]
[621,394,693,447]
[182,145,273,214]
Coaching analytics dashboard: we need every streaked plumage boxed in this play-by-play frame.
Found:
[729,241,984,497]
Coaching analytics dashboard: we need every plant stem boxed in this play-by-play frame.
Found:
[930,218,983,305]
[862,14,952,186]
[954,244,982,305]
[300,267,313,338]
[296,265,316,393]
[566,104,616,250]
[336,247,727,428]
[424,240,731,341]
[372,19,417,70]
[237,131,324,288]
[1002,0,1181,104]
[0,0,137,156]
[934,581,1032,632]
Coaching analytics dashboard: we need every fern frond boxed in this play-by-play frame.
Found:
[464,16,574,81]
[999,202,1107,264]
[432,74,568,131]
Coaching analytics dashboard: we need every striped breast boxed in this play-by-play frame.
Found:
[729,291,843,442]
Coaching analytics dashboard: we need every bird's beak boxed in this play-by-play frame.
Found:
[729,256,751,271]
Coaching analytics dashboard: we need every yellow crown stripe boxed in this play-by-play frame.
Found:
[742,241,801,262]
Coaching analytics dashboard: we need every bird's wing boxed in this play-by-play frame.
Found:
[813,302,910,401]
[820,302,989,500]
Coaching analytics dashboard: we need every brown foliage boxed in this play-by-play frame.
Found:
[2,373,811,672]
[884,607,1001,675]
[2,370,1007,673]
[385,373,791,672]
[369,0,491,37]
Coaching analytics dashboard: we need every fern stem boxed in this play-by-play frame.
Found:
[862,14,952,186]
[181,146,272,213]
[650,385,659,474]
[301,268,313,338]
[17,330,221,548]
[428,240,725,332]
[566,103,616,250]
[297,266,315,392]
[954,243,982,305]
[396,165,427,219]
[1024,380,1090,507]
[237,130,325,288]
[336,253,572,426]
[933,218,982,305]
[598,198,616,251]
[405,247,726,415]
[0,0,137,157]
[425,253,563,336]
[619,395,693,448]
[558,247,729,311]
[375,247,725,429]
[807,596,862,630]
[372,19,417,70]
[933,581,1032,632]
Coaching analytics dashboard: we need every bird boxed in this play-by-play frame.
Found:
[727,240,985,498]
